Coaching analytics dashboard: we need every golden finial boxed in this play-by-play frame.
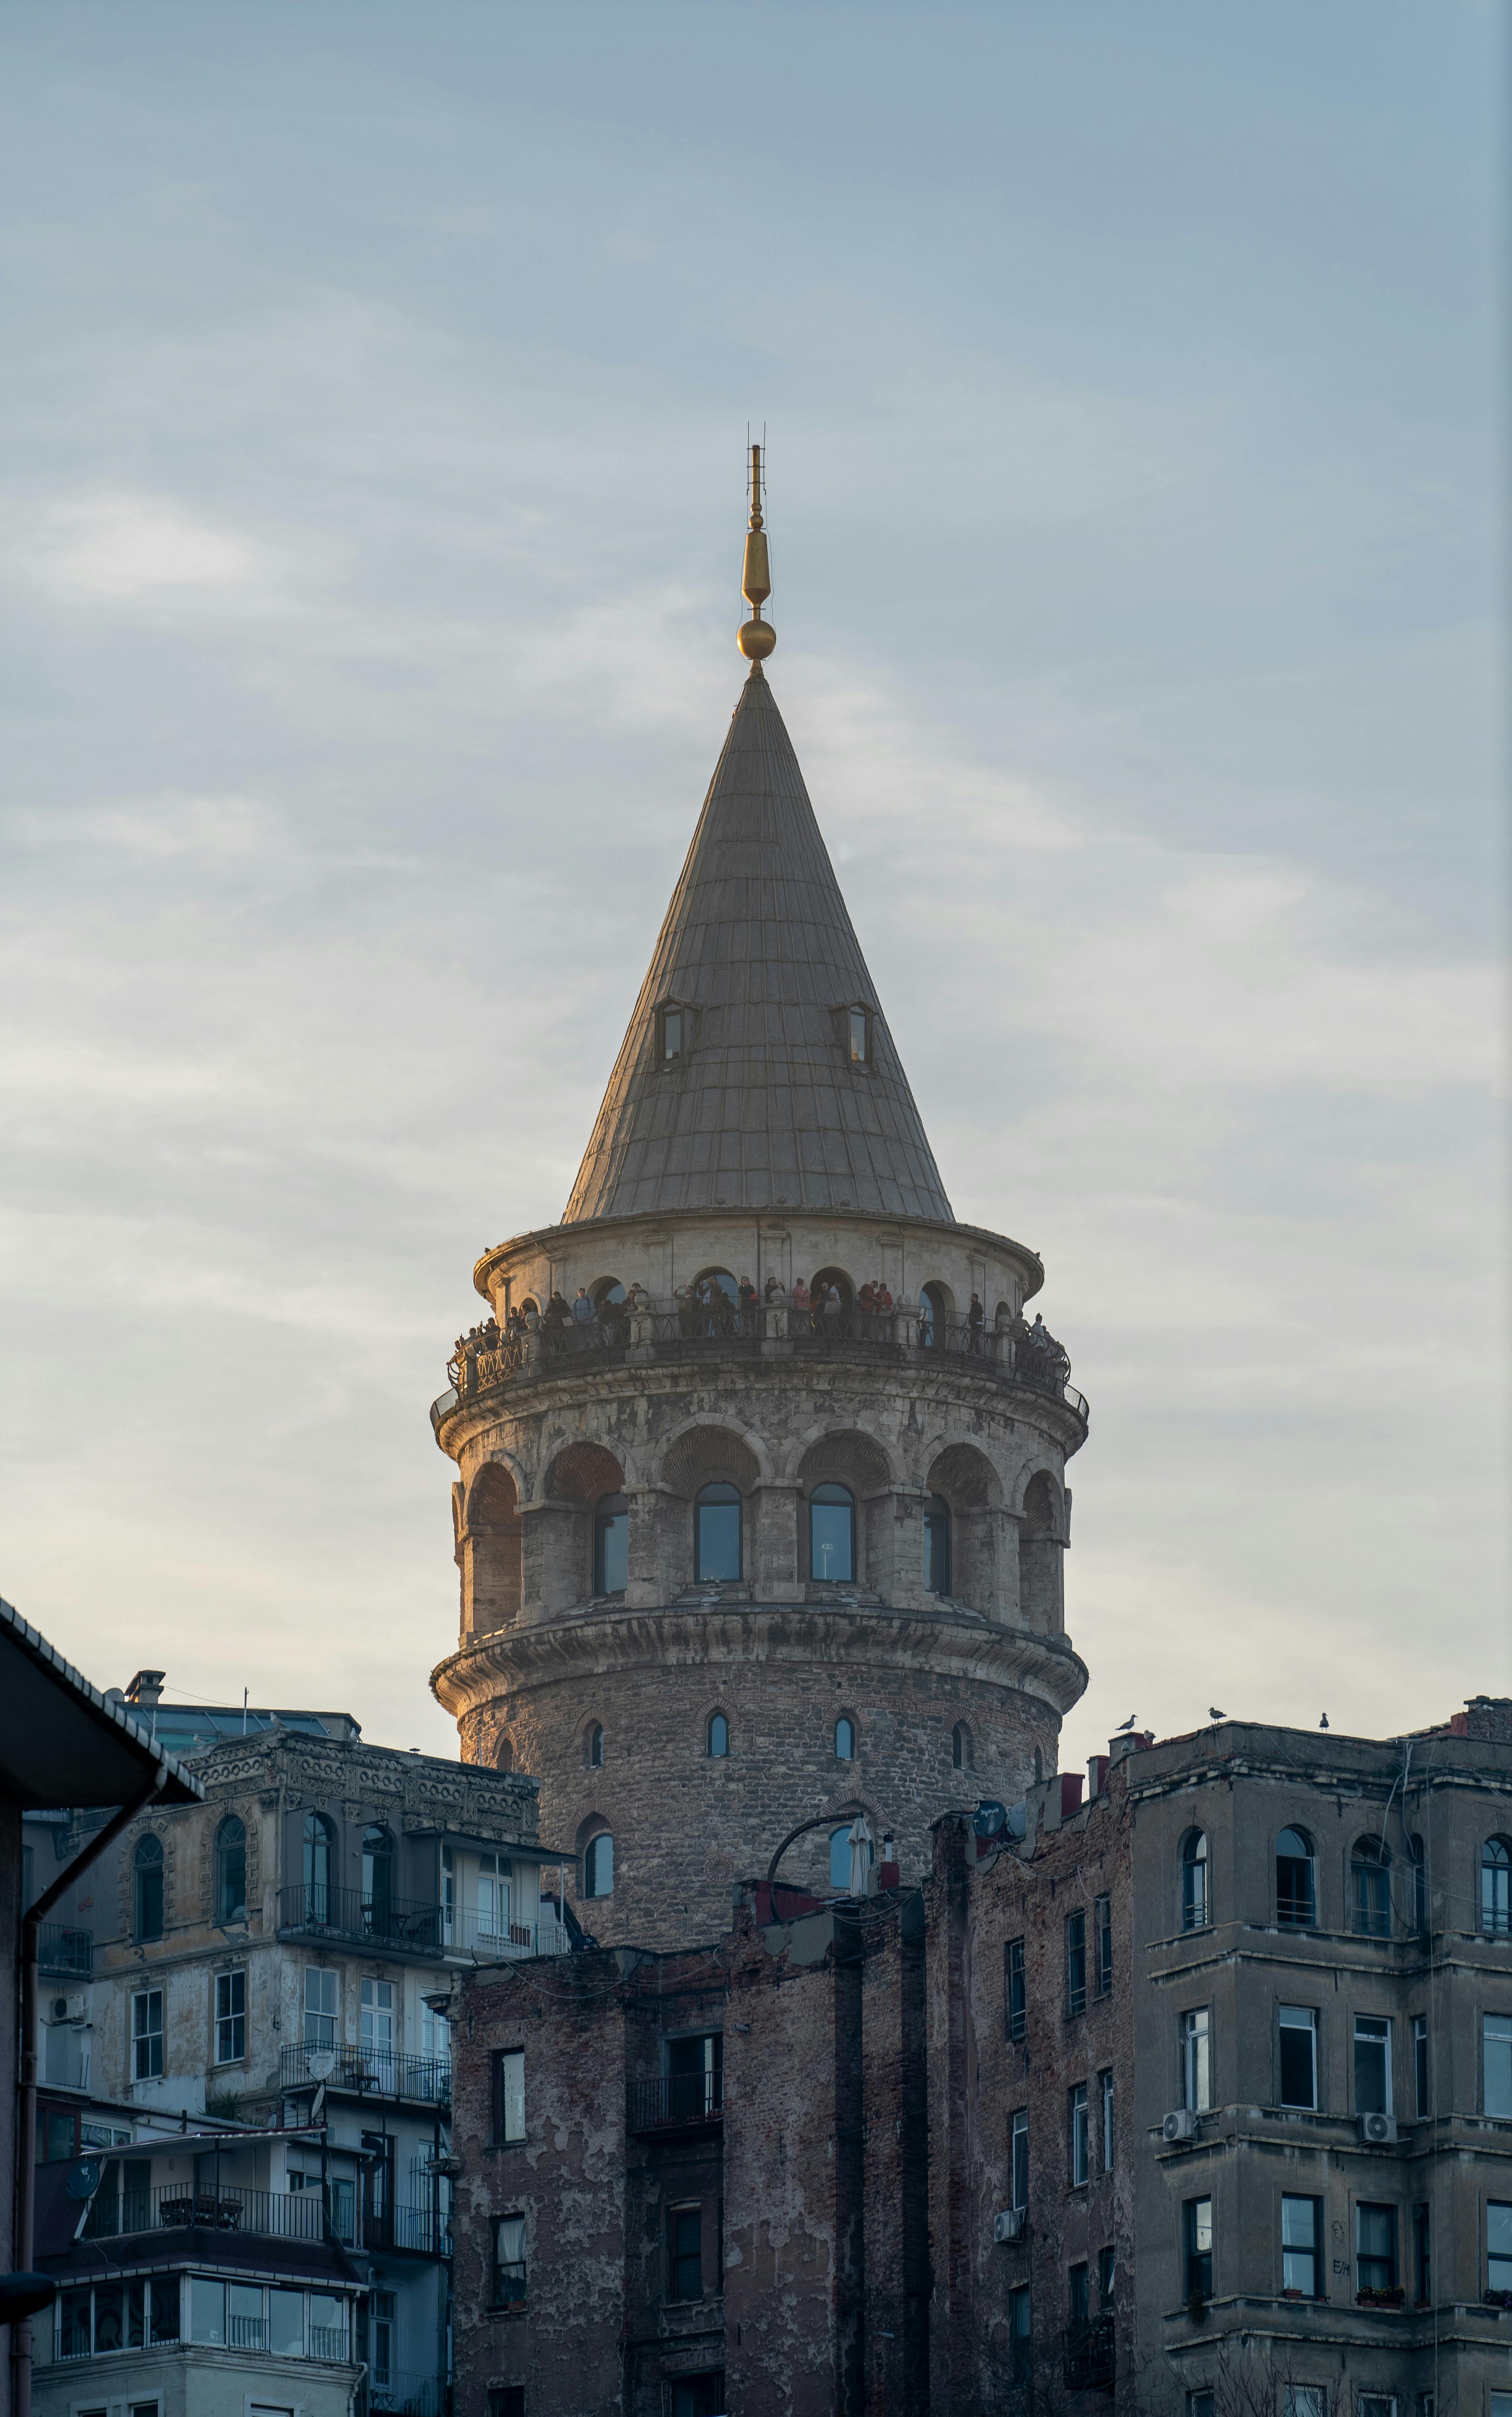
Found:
[737,439,775,669]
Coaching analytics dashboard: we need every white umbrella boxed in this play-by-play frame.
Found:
[846,1813,874,1897]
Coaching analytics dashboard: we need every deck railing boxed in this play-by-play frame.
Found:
[82,2182,327,2244]
[1063,2314,1115,2391]
[630,2072,725,2133]
[279,2041,452,2104]
[37,1924,92,1978]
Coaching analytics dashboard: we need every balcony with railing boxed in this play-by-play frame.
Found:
[1063,2315,1115,2392]
[370,2370,447,2415]
[82,2182,327,2245]
[279,2041,451,2104]
[435,1301,1087,1429]
[37,1924,92,1978]
[276,1885,571,1965]
[363,2201,452,2257]
[629,2073,725,2135]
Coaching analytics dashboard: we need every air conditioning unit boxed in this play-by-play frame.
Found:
[993,2208,1027,2243]
[64,1992,91,2024]
[1358,2112,1398,2146]
[1162,2108,1197,2144]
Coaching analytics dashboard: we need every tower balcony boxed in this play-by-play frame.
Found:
[434,1299,1087,1434]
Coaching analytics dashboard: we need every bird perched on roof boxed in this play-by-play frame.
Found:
[1113,1714,1137,1731]
[1209,1707,1227,1720]
[1319,1712,1330,1729]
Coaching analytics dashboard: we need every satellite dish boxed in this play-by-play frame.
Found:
[65,2160,102,2202]
[305,2050,337,2083]
[972,1800,1008,1839]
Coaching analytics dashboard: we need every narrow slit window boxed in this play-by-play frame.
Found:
[848,1007,870,1065]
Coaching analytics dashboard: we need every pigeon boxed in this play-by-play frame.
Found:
[1209,1707,1227,1721]
[1114,1714,1137,1732]
[1319,1713,1330,1730]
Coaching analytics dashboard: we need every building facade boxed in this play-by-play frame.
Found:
[429,503,1090,1945]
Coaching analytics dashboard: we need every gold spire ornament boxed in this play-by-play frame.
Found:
[737,440,776,668]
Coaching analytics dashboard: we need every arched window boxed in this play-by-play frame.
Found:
[1181,1831,1209,1932]
[594,1492,629,1595]
[302,1811,334,1923]
[214,1816,247,1925]
[592,1278,626,1308]
[1410,1835,1428,1933]
[830,1828,853,1890]
[809,1483,855,1583]
[494,1737,514,1773]
[706,1712,729,1759]
[1483,1838,1512,1934]
[923,1493,952,1595]
[584,1833,614,1898]
[952,1721,973,1772]
[1276,1828,1315,1928]
[1351,1837,1392,1938]
[695,1482,742,1582]
[919,1281,952,1345]
[362,1826,394,1932]
[132,1835,164,1942]
[585,1722,604,1770]
[835,1714,856,1762]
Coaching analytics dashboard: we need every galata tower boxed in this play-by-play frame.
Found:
[431,450,1088,1946]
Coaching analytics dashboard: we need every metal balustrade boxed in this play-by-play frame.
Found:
[37,1924,93,1978]
[630,2073,725,2133]
[82,2183,327,2243]
[279,2041,451,2103]
[1063,2315,1115,2391]
[370,2370,447,2415]
[276,1886,571,1965]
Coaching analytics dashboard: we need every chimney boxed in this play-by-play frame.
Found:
[1060,1772,1084,1820]
[1086,1755,1110,1801]
[125,1670,165,1711]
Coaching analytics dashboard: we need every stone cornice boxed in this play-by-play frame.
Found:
[175,1727,542,1844]
[430,1605,1087,1721]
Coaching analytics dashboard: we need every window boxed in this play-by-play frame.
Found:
[1100,2068,1114,2170]
[1005,1938,1026,2041]
[1358,2402,1396,2417]
[1354,2015,1392,2115]
[477,1851,512,1941]
[1094,1895,1112,1996]
[493,2214,526,2304]
[441,1841,455,1944]
[360,1827,393,1930]
[132,1836,164,1942]
[1278,2006,1318,2110]
[488,2394,526,2417]
[694,1482,742,1581]
[303,1966,338,2049]
[131,1989,163,2081]
[190,2277,226,2342]
[1181,2007,1212,2113]
[1097,2244,1116,2309]
[1184,2197,1213,2302]
[1181,1832,1209,1931]
[706,1710,729,1758]
[1282,2395,1326,2417]
[847,1006,870,1065]
[1067,2262,1089,2324]
[1069,2083,1088,2186]
[1066,1910,1087,2017]
[669,2204,703,2303]
[327,2180,356,2244]
[1352,1837,1392,1937]
[829,1828,852,1889]
[368,2288,395,2386]
[922,1494,952,1593]
[1356,2202,1397,2294]
[360,1977,394,2061]
[227,2281,265,2351]
[669,2381,725,2417]
[1485,2012,1512,2116]
[214,1817,246,1924]
[267,2288,301,2358]
[1411,1835,1428,1933]
[810,1484,855,1582]
[594,1494,629,1595]
[952,1721,973,1772]
[1412,2201,1431,2303]
[659,1004,685,1062]
[584,1832,614,1897]
[1008,2284,1031,2383]
[1010,2108,1028,2210]
[1281,2195,1320,2296]
[490,2047,526,2143]
[1488,2201,1512,2297]
[1276,1827,1315,1927]
[214,1969,246,2064]
[1413,2014,1429,2117]
[302,1812,333,1921]
[835,1714,856,1761]
[667,2031,723,2119]
[1484,1839,1512,1934]
[1189,2398,1216,2417]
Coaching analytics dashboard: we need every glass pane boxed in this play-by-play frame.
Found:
[268,2289,304,2357]
[696,1499,741,1582]
[190,2278,226,2344]
[1486,2016,1512,2118]
[810,1500,853,1582]
[597,1511,628,1594]
[707,1713,728,1757]
[149,2278,179,2344]
[830,1830,851,1888]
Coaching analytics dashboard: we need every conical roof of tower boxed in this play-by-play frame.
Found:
[563,672,953,1225]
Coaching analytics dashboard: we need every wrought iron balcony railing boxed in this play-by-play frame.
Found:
[436,1300,1086,1428]
[1063,2315,1115,2392]
[82,2182,327,2244]
[630,2073,725,2133]
[370,2369,447,2415]
[279,2041,452,2104]
[37,1924,92,1978]
[276,1885,571,1965]
[362,2201,452,2257]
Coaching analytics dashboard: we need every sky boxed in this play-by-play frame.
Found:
[0,1,1505,1780]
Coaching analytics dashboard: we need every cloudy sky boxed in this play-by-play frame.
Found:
[1,2,1504,1774]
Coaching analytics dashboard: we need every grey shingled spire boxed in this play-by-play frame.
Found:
[563,672,953,1224]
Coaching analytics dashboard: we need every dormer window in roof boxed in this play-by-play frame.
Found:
[657,1000,695,1066]
[847,1005,871,1068]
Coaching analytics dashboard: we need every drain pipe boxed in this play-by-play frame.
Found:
[13,1765,172,2417]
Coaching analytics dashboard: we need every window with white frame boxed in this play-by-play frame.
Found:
[1069,2082,1088,2187]
[1280,2194,1320,2296]
[1278,2005,1317,2109]
[1487,2202,1512,2300]
[360,1977,394,2063]
[303,1967,338,2049]
[478,1852,512,1942]
[1100,2067,1114,2169]
[213,1969,246,2065]
[1354,2014,1392,2115]
[131,1988,164,2081]
[496,2048,526,2144]
[1180,2007,1211,2113]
